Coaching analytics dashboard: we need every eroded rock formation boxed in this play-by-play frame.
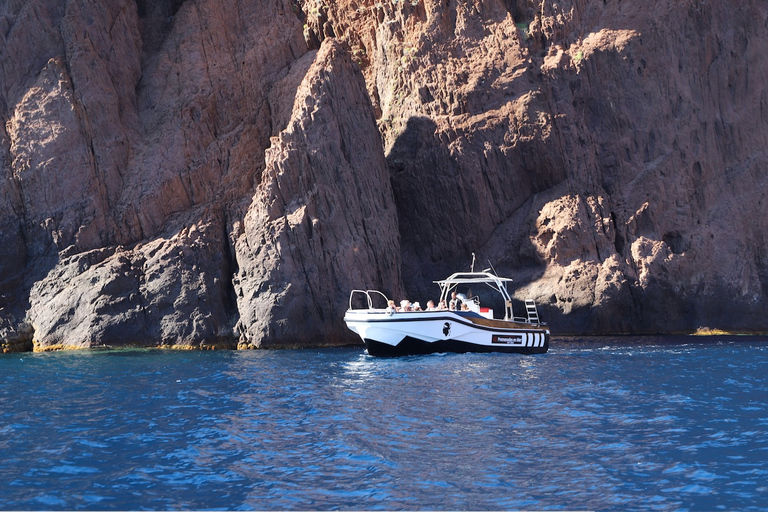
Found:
[311,0,768,334]
[1,0,767,351]
[232,41,402,349]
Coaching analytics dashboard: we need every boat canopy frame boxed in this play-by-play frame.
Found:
[435,272,515,320]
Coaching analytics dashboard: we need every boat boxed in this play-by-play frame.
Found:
[344,270,550,356]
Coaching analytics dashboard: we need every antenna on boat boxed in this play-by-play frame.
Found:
[471,253,475,272]
[488,260,498,277]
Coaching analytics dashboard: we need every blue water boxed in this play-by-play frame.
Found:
[1,337,767,511]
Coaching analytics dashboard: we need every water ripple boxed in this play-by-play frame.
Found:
[1,339,768,510]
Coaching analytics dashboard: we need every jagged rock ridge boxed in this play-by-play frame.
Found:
[1,0,767,352]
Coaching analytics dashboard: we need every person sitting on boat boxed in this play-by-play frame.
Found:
[399,299,413,311]
[450,291,463,311]
[461,303,470,311]
[426,300,436,310]
[438,299,448,310]
[412,302,422,311]
[386,300,397,312]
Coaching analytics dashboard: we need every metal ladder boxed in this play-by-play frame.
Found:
[525,300,540,324]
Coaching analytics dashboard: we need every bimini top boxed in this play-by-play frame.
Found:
[435,271,516,319]
[435,271,514,301]
[434,271,514,287]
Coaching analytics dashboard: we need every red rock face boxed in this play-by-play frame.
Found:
[315,0,768,334]
[232,40,402,348]
[1,0,767,351]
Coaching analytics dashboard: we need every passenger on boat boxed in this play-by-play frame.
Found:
[438,300,448,310]
[461,303,470,311]
[450,291,463,311]
[412,302,422,311]
[426,300,436,310]
[386,300,397,312]
[399,300,413,311]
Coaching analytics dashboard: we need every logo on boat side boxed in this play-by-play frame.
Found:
[443,322,451,337]
[492,334,523,345]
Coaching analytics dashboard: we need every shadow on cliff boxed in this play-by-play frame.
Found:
[135,0,188,57]
[0,223,59,352]
[386,116,471,299]
[386,116,551,306]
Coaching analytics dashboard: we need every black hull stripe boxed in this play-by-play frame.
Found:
[364,336,549,357]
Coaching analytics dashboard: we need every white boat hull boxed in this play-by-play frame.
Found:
[344,309,549,356]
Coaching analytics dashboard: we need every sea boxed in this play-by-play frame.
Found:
[1,336,767,511]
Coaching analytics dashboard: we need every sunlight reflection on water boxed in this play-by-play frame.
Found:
[1,338,767,510]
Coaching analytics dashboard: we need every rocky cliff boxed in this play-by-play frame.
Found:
[1,0,767,352]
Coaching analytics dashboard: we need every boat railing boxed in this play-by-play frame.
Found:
[348,290,389,311]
